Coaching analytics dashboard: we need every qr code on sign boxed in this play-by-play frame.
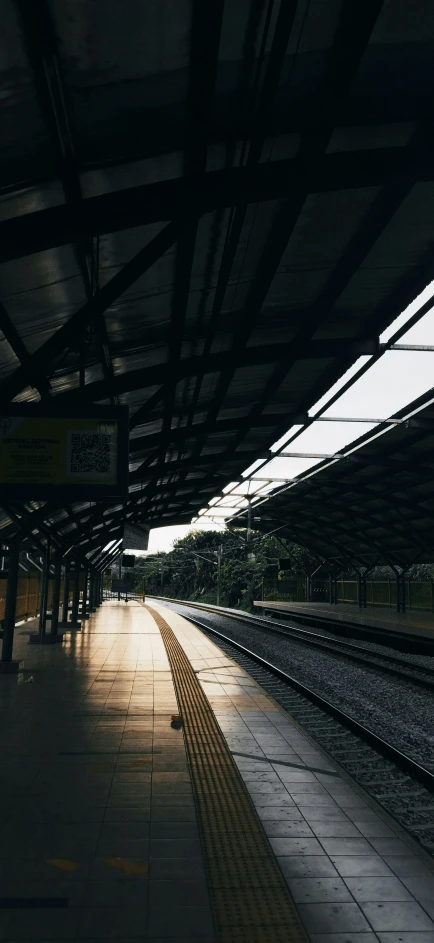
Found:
[68,431,113,477]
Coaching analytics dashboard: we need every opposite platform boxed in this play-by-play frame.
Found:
[254,600,434,641]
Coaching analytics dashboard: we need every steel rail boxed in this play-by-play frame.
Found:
[155,600,434,794]
[150,595,434,688]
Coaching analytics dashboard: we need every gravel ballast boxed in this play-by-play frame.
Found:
[161,601,434,773]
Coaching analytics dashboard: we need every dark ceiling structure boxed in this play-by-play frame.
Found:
[1,0,434,563]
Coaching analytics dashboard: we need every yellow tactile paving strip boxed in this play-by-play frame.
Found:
[143,603,308,943]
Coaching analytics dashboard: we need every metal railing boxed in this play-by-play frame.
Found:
[262,578,434,611]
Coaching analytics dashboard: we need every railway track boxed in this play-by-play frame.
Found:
[155,598,434,857]
[152,596,434,692]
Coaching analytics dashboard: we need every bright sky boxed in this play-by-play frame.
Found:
[133,278,434,554]
[137,518,226,555]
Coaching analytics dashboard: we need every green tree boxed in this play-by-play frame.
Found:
[133,528,315,611]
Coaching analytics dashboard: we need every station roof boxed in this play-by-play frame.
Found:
[230,388,434,569]
[1,0,434,562]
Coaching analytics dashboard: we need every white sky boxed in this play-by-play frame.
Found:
[132,283,434,553]
[136,518,226,555]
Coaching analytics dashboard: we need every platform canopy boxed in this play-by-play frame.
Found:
[1,0,434,562]
[229,388,434,569]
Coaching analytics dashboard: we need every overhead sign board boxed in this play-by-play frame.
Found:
[124,523,149,551]
[122,554,136,568]
[0,404,129,500]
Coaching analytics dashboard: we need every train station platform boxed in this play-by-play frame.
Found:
[1,600,434,941]
[254,600,434,642]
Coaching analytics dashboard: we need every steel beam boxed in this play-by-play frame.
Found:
[178,0,384,495]
[0,223,177,403]
[2,145,432,266]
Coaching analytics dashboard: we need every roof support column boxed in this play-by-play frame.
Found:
[69,564,82,630]
[0,535,24,672]
[80,567,89,622]
[88,571,97,613]
[39,539,50,637]
[59,565,70,627]
[355,563,377,609]
[29,539,62,645]
[49,552,62,637]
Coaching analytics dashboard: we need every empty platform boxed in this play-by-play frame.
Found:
[0,600,433,941]
[254,600,434,643]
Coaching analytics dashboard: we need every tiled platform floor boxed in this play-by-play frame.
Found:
[0,602,214,941]
[1,599,434,942]
[152,601,434,943]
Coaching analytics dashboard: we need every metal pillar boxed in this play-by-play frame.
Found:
[38,538,51,636]
[94,572,100,607]
[60,566,70,626]
[50,553,62,636]
[81,567,89,621]
[0,535,24,671]
[358,572,367,608]
[69,566,82,629]
[29,540,64,645]
[247,500,252,555]
[394,569,403,613]
[395,569,408,614]
[216,545,222,606]
[88,571,96,612]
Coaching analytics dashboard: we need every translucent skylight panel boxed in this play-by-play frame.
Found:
[308,357,372,417]
[322,350,434,421]
[203,508,235,518]
[281,420,377,455]
[242,458,266,477]
[270,425,303,453]
[253,455,322,480]
[223,481,241,493]
[380,277,434,343]
[217,496,247,507]
[397,305,434,345]
[255,481,286,495]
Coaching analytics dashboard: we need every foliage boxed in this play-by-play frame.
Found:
[129,528,316,611]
